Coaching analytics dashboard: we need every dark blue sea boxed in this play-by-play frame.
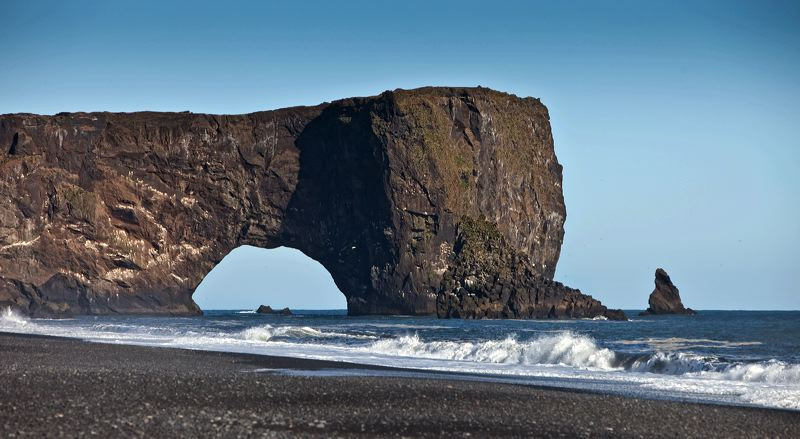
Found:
[2,308,798,410]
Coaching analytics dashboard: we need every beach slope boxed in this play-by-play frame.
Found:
[1,333,797,437]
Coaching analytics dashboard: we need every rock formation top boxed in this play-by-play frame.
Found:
[0,86,621,320]
[639,268,696,316]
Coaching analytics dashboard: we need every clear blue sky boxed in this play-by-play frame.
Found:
[2,1,798,310]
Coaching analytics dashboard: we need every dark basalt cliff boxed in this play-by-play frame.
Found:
[0,86,624,320]
[639,268,696,316]
[438,218,626,320]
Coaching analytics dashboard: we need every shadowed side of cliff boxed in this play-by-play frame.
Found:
[274,98,405,315]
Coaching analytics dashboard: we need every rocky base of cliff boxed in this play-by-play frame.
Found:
[0,275,201,318]
[437,218,626,320]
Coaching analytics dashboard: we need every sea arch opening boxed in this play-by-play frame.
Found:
[193,245,347,312]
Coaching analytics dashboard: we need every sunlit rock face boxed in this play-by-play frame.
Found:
[0,87,621,319]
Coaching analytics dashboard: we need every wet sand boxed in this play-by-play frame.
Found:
[1,332,797,437]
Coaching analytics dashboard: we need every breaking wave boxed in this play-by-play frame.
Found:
[2,309,797,408]
[242,324,377,342]
[708,360,800,384]
[366,331,618,370]
[0,307,31,328]
[686,359,800,385]
[363,330,800,385]
[624,351,800,384]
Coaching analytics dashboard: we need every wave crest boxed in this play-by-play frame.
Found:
[701,360,800,385]
[625,351,800,385]
[626,352,721,374]
[366,331,619,370]
[365,330,800,385]
[0,307,31,328]
[242,324,377,342]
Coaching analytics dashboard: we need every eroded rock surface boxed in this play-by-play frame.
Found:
[437,218,626,320]
[0,86,622,319]
[639,268,696,316]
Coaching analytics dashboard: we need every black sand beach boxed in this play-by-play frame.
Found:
[1,332,797,438]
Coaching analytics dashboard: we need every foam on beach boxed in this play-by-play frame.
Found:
[0,307,32,328]
[242,324,378,342]
[366,331,618,370]
[3,310,799,410]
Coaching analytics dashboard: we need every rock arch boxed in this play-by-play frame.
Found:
[0,87,624,319]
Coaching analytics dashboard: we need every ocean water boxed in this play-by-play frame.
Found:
[1,308,799,411]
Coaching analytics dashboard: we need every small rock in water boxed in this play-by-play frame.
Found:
[255,305,292,315]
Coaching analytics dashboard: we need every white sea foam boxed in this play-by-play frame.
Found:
[0,307,32,328]
[331,322,451,330]
[740,387,800,409]
[242,324,377,342]
[237,325,800,388]
[628,351,719,375]
[626,351,800,385]
[365,332,619,370]
[619,337,763,350]
[2,312,798,410]
[697,360,800,385]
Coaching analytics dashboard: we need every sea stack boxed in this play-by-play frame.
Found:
[639,268,696,316]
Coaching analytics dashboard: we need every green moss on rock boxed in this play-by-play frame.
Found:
[393,95,476,212]
[60,184,97,223]
[437,216,627,320]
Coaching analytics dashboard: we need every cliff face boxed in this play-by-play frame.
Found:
[437,218,626,320]
[0,87,623,319]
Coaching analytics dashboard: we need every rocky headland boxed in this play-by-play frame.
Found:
[0,86,624,320]
[639,268,696,316]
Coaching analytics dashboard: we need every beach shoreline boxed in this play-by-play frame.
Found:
[1,332,798,437]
